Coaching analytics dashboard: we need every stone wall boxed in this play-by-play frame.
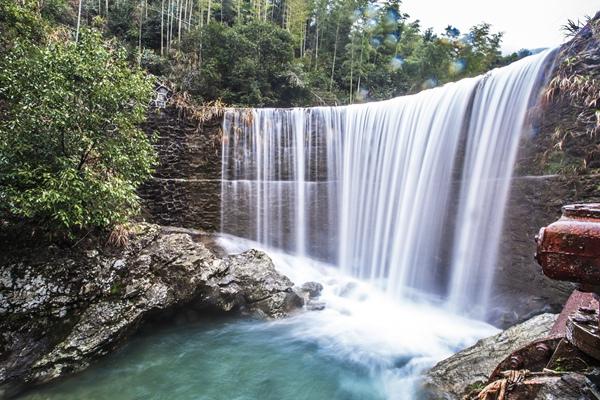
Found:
[139,105,222,231]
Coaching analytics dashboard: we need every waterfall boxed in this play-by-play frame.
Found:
[221,49,554,318]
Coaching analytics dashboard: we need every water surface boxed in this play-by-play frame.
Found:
[19,236,498,400]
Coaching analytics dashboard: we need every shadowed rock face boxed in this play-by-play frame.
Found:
[0,224,302,397]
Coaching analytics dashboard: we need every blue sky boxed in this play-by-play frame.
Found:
[400,0,599,53]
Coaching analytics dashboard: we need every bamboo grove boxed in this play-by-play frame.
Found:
[37,0,532,106]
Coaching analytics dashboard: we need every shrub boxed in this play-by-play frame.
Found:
[0,28,156,234]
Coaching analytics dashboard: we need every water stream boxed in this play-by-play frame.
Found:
[19,236,497,400]
[221,49,555,317]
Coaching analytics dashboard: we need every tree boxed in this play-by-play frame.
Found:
[5,0,511,109]
[178,21,307,106]
[0,28,156,233]
[0,0,48,52]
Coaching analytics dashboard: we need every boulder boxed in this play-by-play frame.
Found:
[422,313,558,399]
[299,281,324,299]
[0,224,302,397]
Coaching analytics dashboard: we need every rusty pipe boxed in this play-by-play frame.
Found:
[535,203,600,286]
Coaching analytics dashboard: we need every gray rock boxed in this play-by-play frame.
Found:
[305,300,326,311]
[0,224,302,395]
[299,281,323,299]
[422,313,558,400]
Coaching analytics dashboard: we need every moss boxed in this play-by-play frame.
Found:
[543,150,583,175]
[110,282,123,296]
[463,380,487,398]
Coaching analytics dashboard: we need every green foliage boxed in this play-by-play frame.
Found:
[0,0,48,51]
[0,28,156,232]
[178,22,309,106]
[65,0,517,107]
[40,0,76,26]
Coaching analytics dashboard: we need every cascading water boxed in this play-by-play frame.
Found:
[20,48,560,400]
[221,49,555,318]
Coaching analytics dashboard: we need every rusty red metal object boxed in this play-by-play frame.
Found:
[474,204,600,399]
[566,309,600,361]
[535,203,600,286]
[489,338,561,381]
[549,289,598,337]
[535,203,600,362]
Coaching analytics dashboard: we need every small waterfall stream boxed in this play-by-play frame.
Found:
[221,49,554,318]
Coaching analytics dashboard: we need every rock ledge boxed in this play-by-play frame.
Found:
[0,224,302,396]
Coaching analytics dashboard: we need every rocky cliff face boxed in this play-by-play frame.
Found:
[423,313,600,400]
[0,224,303,398]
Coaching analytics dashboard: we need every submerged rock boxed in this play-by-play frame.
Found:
[422,313,558,400]
[0,224,302,396]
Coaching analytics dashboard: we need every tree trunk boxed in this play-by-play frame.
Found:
[167,0,173,52]
[356,36,364,97]
[138,0,143,63]
[161,0,164,55]
[76,0,83,43]
[329,18,340,92]
[349,35,354,102]
[206,0,211,25]
[199,0,203,27]
[177,0,183,43]
[314,15,319,67]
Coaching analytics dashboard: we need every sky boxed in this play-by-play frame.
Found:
[400,0,599,53]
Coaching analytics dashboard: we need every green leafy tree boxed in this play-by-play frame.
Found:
[3,0,512,109]
[178,21,308,106]
[0,0,48,51]
[0,28,156,233]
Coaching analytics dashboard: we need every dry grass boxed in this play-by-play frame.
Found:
[542,16,600,137]
[529,15,600,175]
[171,92,228,125]
[106,224,131,248]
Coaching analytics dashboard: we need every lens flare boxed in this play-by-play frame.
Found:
[390,56,404,71]
[449,59,466,75]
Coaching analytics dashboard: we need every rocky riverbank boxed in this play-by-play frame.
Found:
[422,313,600,399]
[423,314,557,399]
[0,224,310,398]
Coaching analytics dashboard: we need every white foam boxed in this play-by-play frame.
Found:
[217,234,498,399]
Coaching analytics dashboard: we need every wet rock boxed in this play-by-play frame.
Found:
[0,224,302,395]
[422,313,558,400]
[299,281,323,299]
[305,301,326,311]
